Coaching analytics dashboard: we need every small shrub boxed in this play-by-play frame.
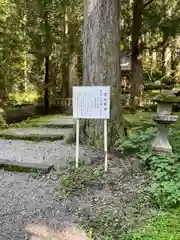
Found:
[0,114,7,128]
[8,92,38,106]
[58,163,105,196]
[84,208,126,240]
[146,153,180,208]
[115,127,156,154]
[169,129,180,154]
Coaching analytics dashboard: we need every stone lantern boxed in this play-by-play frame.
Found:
[152,90,180,153]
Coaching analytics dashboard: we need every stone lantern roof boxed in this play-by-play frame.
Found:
[153,89,180,103]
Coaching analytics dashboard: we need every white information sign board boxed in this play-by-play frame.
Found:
[73,86,110,171]
[73,86,110,119]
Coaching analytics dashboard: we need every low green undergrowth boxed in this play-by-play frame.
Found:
[84,209,180,240]
[145,153,180,208]
[58,163,105,196]
[130,211,180,240]
[0,114,7,129]
[57,115,180,239]
[169,129,180,154]
[115,127,156,154]
[115,126,180,155]
[84,208,128,240]
[113,121,180,239]
[115,125,180,208]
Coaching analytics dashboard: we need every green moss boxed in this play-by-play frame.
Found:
[8,114,73,129]
[0,163,40,173]
[144,83,162,90]
[157,94,180,103]
[162,76,176,84]
[26,114,67,123]
[0,132,64,141]
[11,122,73,129]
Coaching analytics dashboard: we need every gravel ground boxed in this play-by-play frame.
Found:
[0,139,98,167]
[0,170,75,240]
[0,129,98,239]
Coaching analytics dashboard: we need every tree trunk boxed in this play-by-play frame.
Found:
[61,55,70,98]
[60,6,70,98]
[44,55,49,113]
[130,0,143,111]
[43,0,51,114]
[77,54,83,85]
[162,32,171,77]
[82,0,122,149]
[152,50,157,70]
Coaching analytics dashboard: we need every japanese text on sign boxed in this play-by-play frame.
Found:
[73,86,110,119]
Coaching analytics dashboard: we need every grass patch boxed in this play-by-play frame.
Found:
[131,211,180,240]
[58,162,105,196]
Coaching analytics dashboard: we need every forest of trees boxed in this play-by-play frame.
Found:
[0,0,180,116]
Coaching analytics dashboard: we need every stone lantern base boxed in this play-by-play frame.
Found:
[152,115,178,153]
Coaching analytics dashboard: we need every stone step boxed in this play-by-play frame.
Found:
[0,158,54,173]
[0,139,93,170]
[0,128,72,141]
[24,116,75,129]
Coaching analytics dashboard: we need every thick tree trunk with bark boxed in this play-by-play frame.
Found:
[130,0,143,111]
[81,0,122,149]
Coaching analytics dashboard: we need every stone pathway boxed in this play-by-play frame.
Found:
[2,127,72,138]
[0,139,96,168]
[1,116,75,141]
[0,115,93,239]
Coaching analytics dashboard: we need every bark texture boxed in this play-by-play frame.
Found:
[44,55,50,113]
[162,32,171,77]
[82,0,122,149]
[43,0,51,114]
[130,0,143,110]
